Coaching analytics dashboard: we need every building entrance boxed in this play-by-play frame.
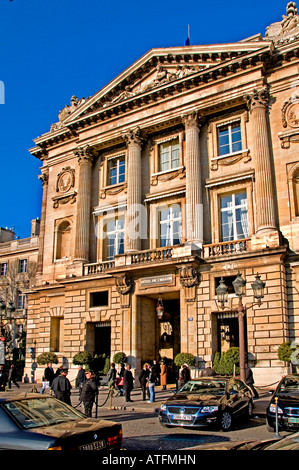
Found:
[86,321,111,357]
[216,311,247,354]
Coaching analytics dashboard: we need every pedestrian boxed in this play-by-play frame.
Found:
[44,363,55,385]
[160,360,167,390]
[107,362,117,386]
[8,363,20,389]
[199,362,216,377]
[245,363,259,398]
[54,365,63,378]
[147,366,156,403]
[179,363,191,388]
[152,360,160,385]
[75,365,86,392]
[80,370,98,417]
[51,368,72,405]
[0,365,7,390]
[138,363,150,401]
[123,363,134,402]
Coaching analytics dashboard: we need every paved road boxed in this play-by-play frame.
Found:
[3,381,290,451]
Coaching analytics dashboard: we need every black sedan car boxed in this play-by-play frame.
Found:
[0,393,122,450]
[159,376,253,431]
[266,374,299,432]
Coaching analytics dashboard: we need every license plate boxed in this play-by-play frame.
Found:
[79,439,106,450]
[172,414,192,421]
[288,418,299,424]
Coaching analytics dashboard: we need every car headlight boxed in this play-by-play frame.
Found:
[269,404,283,414]
[200,406,219,413]
[160,404,167,411]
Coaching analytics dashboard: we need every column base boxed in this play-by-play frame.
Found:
[251,229,281,250]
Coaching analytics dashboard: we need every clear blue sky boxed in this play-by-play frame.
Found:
[0,0,289,238]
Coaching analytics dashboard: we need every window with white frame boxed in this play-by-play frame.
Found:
[220,192,249,242]
[0,263,7,276]
[159,204,182,247]
[217,121,242,156]
[105,217,125,260]
[17,292,26,310]
[159,138,180,172]
[19,259,27,273]
[108,155,125,186]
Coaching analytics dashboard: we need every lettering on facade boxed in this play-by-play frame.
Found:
[140,274,173,288]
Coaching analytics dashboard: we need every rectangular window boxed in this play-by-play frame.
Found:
[19,259,27,273]
[108,156,125,186]
[220,192,249,242]
[217,121,242,156]
[159,138,180,172]
[17,293,26,310]
[105,217,125,260]
[90,291,109,308]
[159,205,182,247]
[0,263,7,276]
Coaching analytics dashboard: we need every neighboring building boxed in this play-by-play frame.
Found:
[0,220,39,362]
[25,3,299,384]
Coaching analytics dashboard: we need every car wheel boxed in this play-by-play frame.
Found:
[220,410,233,432]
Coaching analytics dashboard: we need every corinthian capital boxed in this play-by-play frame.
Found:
[181,110,204,130]
[244,87,270,111]
[38,171,49,186]
[122,126,144,147]
[74,145,95,164]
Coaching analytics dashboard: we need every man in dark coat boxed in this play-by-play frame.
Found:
[123,364,134,402]
[245,363,259,398]
[51,369,72,405]
[138,363,150,401]
[75,365,86,391]
[44,363,55,386]
[80,370,98,417]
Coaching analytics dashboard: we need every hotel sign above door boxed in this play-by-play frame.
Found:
[140,274,173,288]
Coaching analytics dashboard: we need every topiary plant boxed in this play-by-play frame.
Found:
[36,352,58,365]
[113,352,127,364]
[278,341,292,363]
[174,352,196,367]
[72,351,92,366]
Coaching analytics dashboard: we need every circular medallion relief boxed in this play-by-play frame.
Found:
[286,101,299,128]
[56,168,75,193]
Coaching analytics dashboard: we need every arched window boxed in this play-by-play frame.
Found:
[55,220,71,260]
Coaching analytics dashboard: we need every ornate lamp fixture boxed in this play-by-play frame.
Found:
[156,295,164,320]
[216,277,229,309]
[251,273,265,306]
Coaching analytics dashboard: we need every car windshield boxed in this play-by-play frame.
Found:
[277,377,299,394]
[2,397,85,430]
[178,380,226,395]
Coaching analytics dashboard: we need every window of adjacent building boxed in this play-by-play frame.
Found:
[159,138,180,172]
[159,204,182,247]
[19,259,27,273]
[0,263,7,276]
[108,155,125,186]
[104,217,125,260]
[217,121,242,156]
[17,293,26,310]
[90,291,109,308]
[50,317,64,352]
[55,220,71,260]
[220,192,249,242]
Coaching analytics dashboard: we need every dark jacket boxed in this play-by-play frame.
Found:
[108,367,117,382]
[75,369,86,388]
[123,369,133,391]
[80,378,98,403]
[138,368,149,386]
[44,366,55,385]
[51,375,72,404]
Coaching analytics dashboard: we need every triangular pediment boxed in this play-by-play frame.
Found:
[49,41,273,133]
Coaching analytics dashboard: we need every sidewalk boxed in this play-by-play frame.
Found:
[1,381,272,417]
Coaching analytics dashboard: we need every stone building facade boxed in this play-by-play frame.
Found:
[26,3,299,384]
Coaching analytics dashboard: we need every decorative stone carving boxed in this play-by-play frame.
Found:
[122,126,144,147]
[282,94,299,128]
[265,2,299,43]
[74,145,95,164]
[244,87,270,111]
[115,274,134,308]
[56,167,75,193]
[179,267,199,301]
[50,95,88,131]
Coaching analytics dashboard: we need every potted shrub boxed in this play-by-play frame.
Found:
[72,351,92,366]
[36,352,58,365]
[174,352,196,368]
[113,352,127,365]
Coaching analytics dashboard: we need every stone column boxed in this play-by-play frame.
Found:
[182,111,204,249]
[246,87,277,234]
[122,127,144,252]
[74,145,94,262]
[36,170,49,274]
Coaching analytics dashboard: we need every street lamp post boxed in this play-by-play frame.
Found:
[216,273,265,383]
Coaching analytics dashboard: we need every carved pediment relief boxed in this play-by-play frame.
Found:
[50,95,90,132]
